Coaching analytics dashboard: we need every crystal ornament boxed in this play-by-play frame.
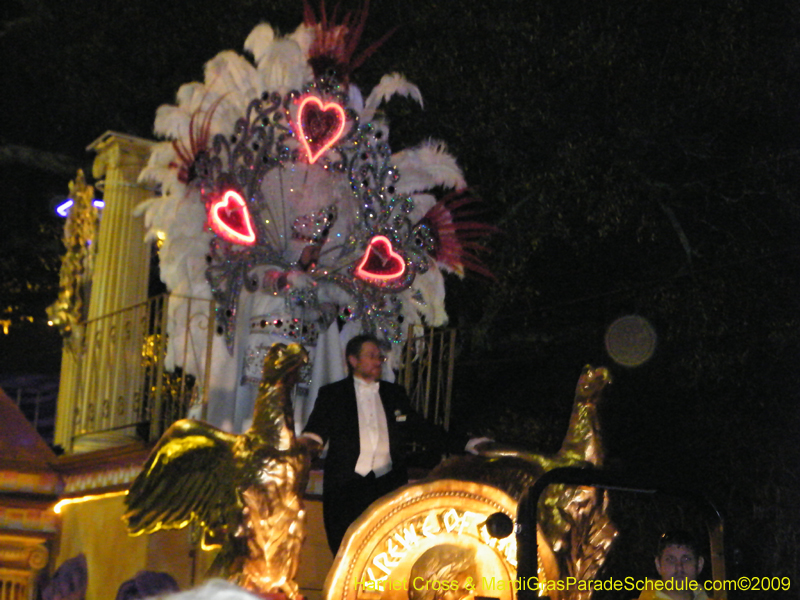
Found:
[292,205,338,243]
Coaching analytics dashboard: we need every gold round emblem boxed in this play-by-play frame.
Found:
[325,479,518,600]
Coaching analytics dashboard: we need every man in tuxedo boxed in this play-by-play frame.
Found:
[300,334,442,554]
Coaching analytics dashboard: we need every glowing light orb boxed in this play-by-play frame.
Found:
[605,315,657,367]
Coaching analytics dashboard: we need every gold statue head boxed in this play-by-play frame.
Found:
[260,343,309,385]
[576,365,612,400]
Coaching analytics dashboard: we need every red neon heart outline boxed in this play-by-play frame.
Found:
[210,190,256,246]
[296,95,347,164]
[355,235,406,281]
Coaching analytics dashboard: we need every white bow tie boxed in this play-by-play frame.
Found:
[356,379,379,393]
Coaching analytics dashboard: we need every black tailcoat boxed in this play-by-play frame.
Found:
[303,376,437,552]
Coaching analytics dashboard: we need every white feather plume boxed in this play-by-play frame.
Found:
[154,103,193,141]
[175,82,207,112]
[144,141,178,170]
[204,51,260,107]
[392,140,466,195]
[243,23,275,64]
[348,84,364,113]
[288,23,314,58]
[361,73,423,123]
[260,38,310,92]
[138,143,178,187]
[402,267,448,327]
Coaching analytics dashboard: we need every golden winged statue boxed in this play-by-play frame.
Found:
[123,342,310,598]
[430,365,617,600]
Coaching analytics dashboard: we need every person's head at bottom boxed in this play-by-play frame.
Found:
[652,531,706,600]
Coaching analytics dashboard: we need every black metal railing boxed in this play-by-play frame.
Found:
[399,326,457,430]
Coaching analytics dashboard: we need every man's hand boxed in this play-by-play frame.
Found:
[297,434,323,457]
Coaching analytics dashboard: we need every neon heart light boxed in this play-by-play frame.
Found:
[355,235,406,281]
[210,190,256,245]
[296,95,347,164]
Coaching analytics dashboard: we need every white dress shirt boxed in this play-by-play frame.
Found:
[353,376,392,476]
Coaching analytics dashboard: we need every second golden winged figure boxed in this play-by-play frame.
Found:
[124,343,310,599]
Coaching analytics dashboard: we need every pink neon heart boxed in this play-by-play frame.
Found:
[210,190,256,245]
[355,235,406,281]
[296,96,346,164]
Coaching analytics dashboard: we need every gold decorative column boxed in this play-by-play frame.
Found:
[62,132,154,452]
[87,133,153,321]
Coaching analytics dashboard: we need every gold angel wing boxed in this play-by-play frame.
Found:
[124,419,241,537]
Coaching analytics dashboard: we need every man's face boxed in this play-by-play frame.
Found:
[656,544,704,585]
[348,341,384,382]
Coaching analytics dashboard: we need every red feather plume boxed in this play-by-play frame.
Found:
[169,94,227,184]
[303,0,395,84]
[421,191,498,279]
